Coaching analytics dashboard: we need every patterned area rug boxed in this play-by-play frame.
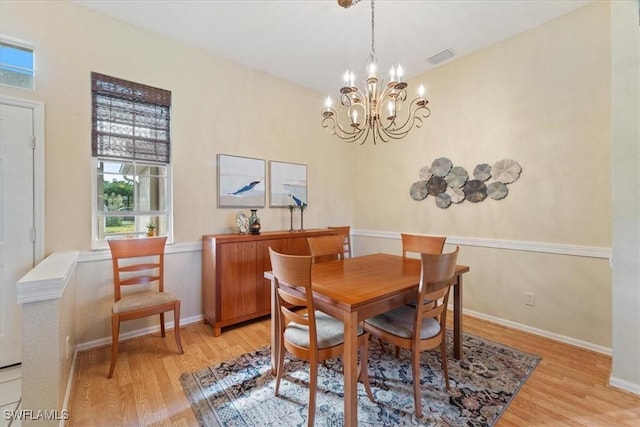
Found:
[181,332,540,426]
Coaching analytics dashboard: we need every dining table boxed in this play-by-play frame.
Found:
[264,252,470,426]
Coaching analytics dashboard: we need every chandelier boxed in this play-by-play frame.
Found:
[321,0,431,145]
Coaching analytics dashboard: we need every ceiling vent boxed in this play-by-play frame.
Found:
[427,49,455,65]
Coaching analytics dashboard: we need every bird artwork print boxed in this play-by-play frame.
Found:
[292,194,304,207]
[229,180,261,196]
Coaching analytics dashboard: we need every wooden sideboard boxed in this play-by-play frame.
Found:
[202,229,337,336]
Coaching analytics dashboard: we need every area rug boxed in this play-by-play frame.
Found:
[180,331,540,426]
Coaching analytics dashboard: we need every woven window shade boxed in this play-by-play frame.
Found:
[91,72,171,163]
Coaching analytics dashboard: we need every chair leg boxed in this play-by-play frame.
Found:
[440,339,450,390]
[174,302,184,354]
[412,351,423,418]
[358,333,375,402]
[307,358,318,427]
[108,314,120,379]
[274,340,286,396]
[160,312,166,337]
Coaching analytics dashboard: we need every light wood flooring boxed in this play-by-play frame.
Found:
[67,315,640,426]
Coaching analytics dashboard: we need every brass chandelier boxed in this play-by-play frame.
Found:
[322,0,431,145]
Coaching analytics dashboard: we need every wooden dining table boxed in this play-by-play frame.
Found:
[264,253,470,426]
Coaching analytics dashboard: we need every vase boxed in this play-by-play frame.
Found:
[249,209,261,235]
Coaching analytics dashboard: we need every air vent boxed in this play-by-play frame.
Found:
[427,49,455,65]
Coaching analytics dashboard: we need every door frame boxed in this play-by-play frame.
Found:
[1,96,45,264]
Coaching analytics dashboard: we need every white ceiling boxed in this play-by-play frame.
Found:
[73,0,592,95]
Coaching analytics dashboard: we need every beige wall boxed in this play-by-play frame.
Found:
[0,0,356,251]
[351,1,613,348]
[352,2,610,245]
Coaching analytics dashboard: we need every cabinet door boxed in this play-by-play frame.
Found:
[287,236,312,255]
[219,241,257,321]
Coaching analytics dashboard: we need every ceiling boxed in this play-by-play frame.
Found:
[73,0,592,96]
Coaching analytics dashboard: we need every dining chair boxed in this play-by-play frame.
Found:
[306,234,345,264]
[387,233,447,356]
[328,226,352,258]
[269,248,374,426]
[107,236,184,378]
[364,247,459,418]
[401,233,446,258]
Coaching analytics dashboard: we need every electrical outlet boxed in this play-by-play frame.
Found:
[524,292,535,306]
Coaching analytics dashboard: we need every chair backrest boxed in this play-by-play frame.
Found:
[108,236,167,302]
[328,226,352,258]
[415,247,460,331]
[401,233,446,258]
[307,235,345,263]
[268,248,319,349]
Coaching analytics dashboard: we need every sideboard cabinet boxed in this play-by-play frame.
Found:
[202,229,336,336]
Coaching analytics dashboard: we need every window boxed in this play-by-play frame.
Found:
[91,72,172,246]
[0,40,34,89]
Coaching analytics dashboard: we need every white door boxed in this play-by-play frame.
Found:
[0,103,35,368]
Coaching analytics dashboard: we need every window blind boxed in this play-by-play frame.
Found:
[91,72,171,163]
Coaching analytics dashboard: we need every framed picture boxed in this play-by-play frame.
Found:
[269,161,307,207]
[217,154,266,208]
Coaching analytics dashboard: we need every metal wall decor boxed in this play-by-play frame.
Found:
[409,157,521,208]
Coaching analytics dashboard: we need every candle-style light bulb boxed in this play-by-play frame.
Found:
[368,62,377,77]
[390,66,396,82]
[397,65,404,80]
[351,110,358,123]
[418,85,425,97]
[349,71,355,87]
[325,96,332,108]
[388,102,394,117]
[343,70,350,84]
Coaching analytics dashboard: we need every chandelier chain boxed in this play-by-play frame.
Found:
[370,0,375,64]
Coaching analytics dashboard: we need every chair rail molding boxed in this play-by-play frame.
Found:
[352,229,611,260]
[78,241,201,262]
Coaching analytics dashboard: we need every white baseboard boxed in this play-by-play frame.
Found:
[462,308,612,356]
[609,375,640,396]
[75,314,204,352]
[60,349,78,427]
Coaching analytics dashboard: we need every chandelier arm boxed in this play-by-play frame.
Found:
[380,99,431,138]
[321,113,370,144]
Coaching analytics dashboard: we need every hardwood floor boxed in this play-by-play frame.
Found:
[67,315,640,426]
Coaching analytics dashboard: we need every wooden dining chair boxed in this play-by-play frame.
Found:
[364,247,459,418]
[306,234,345,263]
[381,233,447,356]
[328,226,352,258]
[107,236,184,378]
[401,233,446,258]
[401,233,446,309]
[269,248,374,426]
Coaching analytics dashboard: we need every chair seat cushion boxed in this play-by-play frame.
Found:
[284,311,363,349]
[365,305,440,340]
[113,291,178,314]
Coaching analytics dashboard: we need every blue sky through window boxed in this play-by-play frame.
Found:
[0,42,33,74]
